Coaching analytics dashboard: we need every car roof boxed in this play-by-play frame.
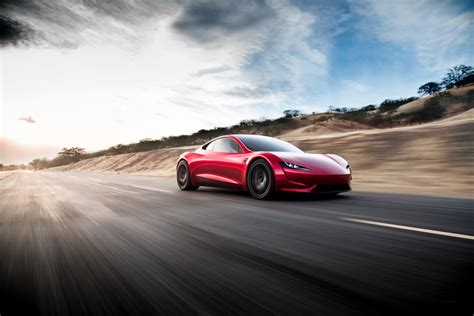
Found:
[206,134,273,142]
[231,134,273,138]
[202,134,271,152]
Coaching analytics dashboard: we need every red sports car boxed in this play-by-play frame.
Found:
[176,135,351,199]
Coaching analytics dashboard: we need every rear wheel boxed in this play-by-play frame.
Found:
[177,160,199,191]
[247,159,274,200]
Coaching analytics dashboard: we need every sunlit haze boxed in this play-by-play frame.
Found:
[1,0,472,163]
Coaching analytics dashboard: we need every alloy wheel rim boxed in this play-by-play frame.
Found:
[251,165,269,194]
[178,165,187,185]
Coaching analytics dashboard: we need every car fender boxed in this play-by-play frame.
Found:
[325,154,349,168]
[243,153,285,191]
[177,152,190,165]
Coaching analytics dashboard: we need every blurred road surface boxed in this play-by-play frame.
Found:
[0,171,473,315]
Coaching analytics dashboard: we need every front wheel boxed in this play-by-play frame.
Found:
[177,160,199,191]
[247,159,274,200]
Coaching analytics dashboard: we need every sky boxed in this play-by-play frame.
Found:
[0,0,473,163]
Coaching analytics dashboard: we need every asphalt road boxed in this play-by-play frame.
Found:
[0,171,473,315]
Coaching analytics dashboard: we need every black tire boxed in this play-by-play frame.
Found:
[176,160,199,191]
[247,159,274,200]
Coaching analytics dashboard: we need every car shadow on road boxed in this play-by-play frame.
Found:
[195,187,350,202]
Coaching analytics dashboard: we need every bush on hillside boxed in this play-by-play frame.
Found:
[314,115,330,123]
[455,73,474,87]
[283,109,302,117]
[0,163,26,171]
[379,97,418,112]
[361,105,377,111]
[402,99,447,124]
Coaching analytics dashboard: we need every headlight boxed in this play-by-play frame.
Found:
[280,161,310,171]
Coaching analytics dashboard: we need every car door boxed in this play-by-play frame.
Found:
[195,137,245,188]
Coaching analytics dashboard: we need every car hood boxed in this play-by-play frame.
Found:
[270,152,349,174]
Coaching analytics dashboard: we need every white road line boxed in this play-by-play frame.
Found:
[342,218,474,241]
[131,185,174,194]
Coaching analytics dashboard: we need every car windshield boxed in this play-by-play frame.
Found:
[236,135,303,153]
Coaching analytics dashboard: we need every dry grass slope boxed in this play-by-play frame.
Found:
[52,108,473,197]
[284,109,473,197]
[51,146,196,177]
[397,85,473,116]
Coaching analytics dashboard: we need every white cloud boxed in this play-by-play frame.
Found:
[2,1,335,150]
[350,0,473,72]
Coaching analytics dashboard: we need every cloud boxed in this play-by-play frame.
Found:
[240,2,330,108]
[193,65,231,77]
[226,85,271,98]
[349,0,473,72]
[0,15,32,46]
[18,116,35,123]
[1,1,342,149]
[0,0,178,47]
[172,1,275,42]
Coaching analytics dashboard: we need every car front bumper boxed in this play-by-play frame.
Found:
[275,168,352,193]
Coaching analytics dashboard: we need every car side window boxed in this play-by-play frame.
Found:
[204,141,215,151]
[208,138,242,153]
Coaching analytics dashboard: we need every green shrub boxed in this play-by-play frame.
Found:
[379,97,418,112]
[403,99,446,124]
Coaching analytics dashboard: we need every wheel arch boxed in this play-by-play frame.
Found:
[176,151,192,168]
[176,156,199,189]
[176,155,191,179]
[176,157,187,167]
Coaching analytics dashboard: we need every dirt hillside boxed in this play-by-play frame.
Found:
[279,118,371,138]
[51,108,474,197]
[284,109,473,197]
[51,146,197,176]
[397,84,473,116]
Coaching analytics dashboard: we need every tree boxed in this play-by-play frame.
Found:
[361,104,376,111]
[417,82,442,96]
[239,119,258,127]
[283,109,302,117]
[57,147,85,163]
[379,97,418,112]
[441,65,473,89]
[57,147,85,158]
[455,73,474,87]
[139,138,154,143]
[29,158,49,170]
[328,106,342,113]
